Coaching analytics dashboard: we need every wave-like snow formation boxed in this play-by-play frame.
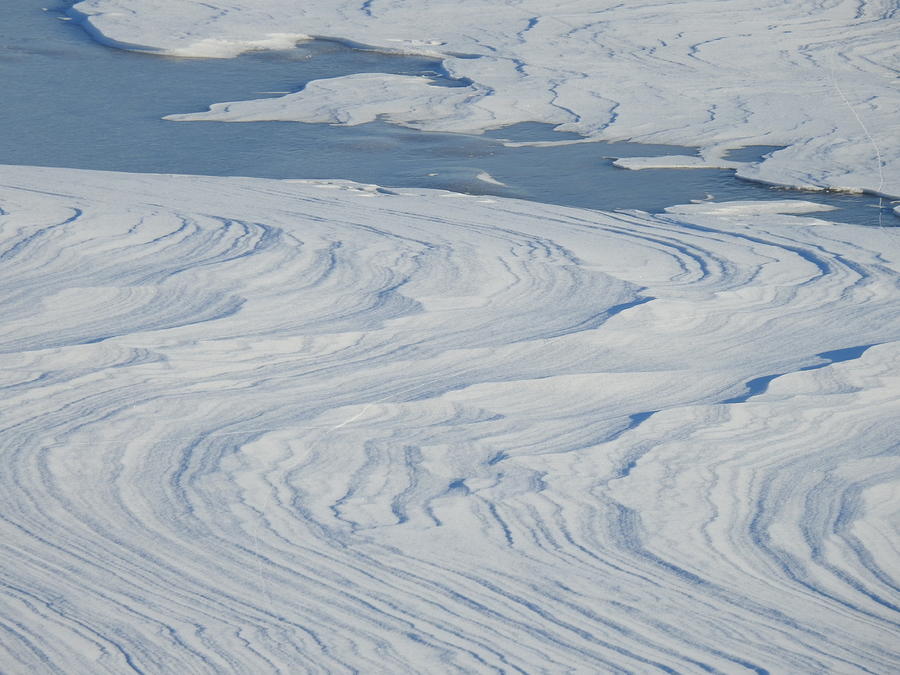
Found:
[1,165,898,672]
[69,0,900,196]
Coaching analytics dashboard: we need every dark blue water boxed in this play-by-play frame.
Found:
[2,2,893,225]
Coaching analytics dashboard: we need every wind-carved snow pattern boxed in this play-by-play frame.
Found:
[1,165,898,672]
[69,0,900,197]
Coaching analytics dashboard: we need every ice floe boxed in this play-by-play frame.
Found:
[475,171,506,187]
[665,199,838,217]
[2,165,898,671]
[70,0,900,196]
[613,155,741,171]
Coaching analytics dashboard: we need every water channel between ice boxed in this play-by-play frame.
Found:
[2,2,893,226]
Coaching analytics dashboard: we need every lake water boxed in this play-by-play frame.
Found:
[2,1,893,225]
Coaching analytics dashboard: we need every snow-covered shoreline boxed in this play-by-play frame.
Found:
[69,0,900,198]
[2,164,898,671]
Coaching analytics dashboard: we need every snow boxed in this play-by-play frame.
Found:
[70,0,900,196]
[5,0,900,670]
[613,155,741,171]
[475,171,506,186]
[164,72,479,127]
[665,200,838,216]
[1,164,898,671]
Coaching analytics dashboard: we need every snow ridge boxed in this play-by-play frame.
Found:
[1,165,898,672]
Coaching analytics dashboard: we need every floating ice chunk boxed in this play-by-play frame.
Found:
[665,200,838,217]
[613,155,741,171]
[475,171,506,187]
[499,138,595,148]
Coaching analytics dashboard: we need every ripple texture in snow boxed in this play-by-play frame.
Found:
[1,166,899,672]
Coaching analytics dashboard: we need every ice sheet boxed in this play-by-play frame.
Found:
[2,165,898,671]
[70,0,900,196]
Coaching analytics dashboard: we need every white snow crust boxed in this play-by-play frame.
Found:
[70,0,900,196]
[2,164,899,672]
[613,155,741,171]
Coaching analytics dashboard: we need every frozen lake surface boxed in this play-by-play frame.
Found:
[1,1,892,224]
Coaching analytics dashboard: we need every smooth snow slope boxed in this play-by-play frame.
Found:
[1,166,898,672]
[69,0,900,196]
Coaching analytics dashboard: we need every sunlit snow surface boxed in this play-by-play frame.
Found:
[2,165,899,672]
[70,0,900,196]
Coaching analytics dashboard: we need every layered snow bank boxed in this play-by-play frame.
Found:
[71,0,900,195]
[2,165,899,672]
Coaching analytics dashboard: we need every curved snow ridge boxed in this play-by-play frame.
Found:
[70,0,900,196]
[2,165,899,672]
